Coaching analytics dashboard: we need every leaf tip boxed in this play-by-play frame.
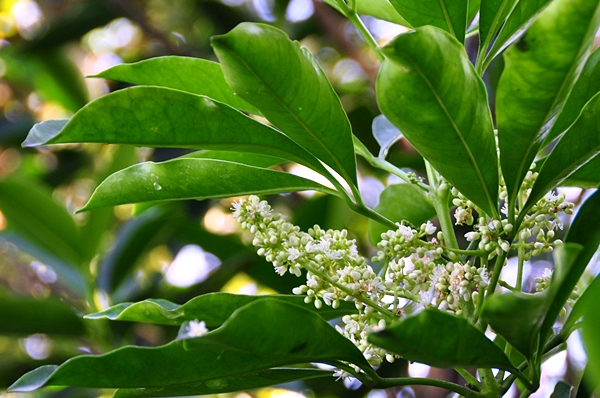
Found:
[8,365,58,392]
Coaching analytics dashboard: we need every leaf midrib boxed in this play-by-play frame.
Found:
[402,50,496,215]
[438,0,456,37]
[218,40,354,185]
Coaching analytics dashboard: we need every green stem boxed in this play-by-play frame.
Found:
[353,135,429,192]
[426,161,459,250]
[373,376,481,397]
[456,368,481,388]
[354,203,398,230]
[516,244,525,291]
[478,250,508,331]
[343,8,384,62]
[304,263,396,321]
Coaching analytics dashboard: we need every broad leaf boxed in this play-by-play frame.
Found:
[372,114,403,159]
[565,272,600,333]
[377,27,498,217]
[368,309,515,370]
[496,0,600,216]
[368,184,436,244]
[79,159,339,212]
[93,56,258,114]
[524,92,600,212]
[482,0,552,68]
[0,175,81,266]
[389,0,468,43]
[478,0,519,59]
[9,301,369,391]
[546,48,600,145]
[112,368,332,398]
[561,154,600,188]
[356,0,410,25]
[581,276,600,394]
[184,150,286,168]
[0,297,85,336]
[22,87,331,179]
[211,23,357,187]
[85,293,357,327]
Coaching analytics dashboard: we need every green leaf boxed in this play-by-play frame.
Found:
[183,150,286,168]
[0,297,86,336]
[93,56,259,114]
[112,368,332,398]
[78,158,338,212]
[372,114,403,159]
[356,0,411,26]
[496,0,600,215]
[22,87,330,179]
[85,293,357,327]
[368,309,515,370]
[211,23,357,187]
[481,244,583,358]
[9,301,369,391]
[561,153,600,188]
[478,0,519,58]
[524,92,600,212]
[368,184,436,244]
[389,0,467,43]
[480,291,548,358]
[0,174,81,265]
[546,48,600,145]
[550,381,573,398]
[565,273,600,333]
[581,277,600,394]
[377,27,498,217]
[482,0,552,68]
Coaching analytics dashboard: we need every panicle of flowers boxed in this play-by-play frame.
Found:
[465,217,514,260]
[451,187,477,225]
[232,196,392,367]
[535,268,580,318]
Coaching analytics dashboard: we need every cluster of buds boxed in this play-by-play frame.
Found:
[452,187,477,225]
[465,217,514,259]
[535,268,580,318]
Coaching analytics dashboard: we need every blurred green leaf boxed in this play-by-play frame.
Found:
[546,48,600,145]
[524,92,600,212]
[23,87,331,179]
[496,0,600,215]
[0,297,85,336]
[79,158,338,212]
[482,0,552,68]
[389,0,467,42]
[377,27,498,217]
[356,0,411,25]
[112,368,332,398]
[368,184,435,244]
[550,381,573,398]
[561,154,600,188]
[9,300,369,391]
[368,309,515,370]
[212,23,357,187]
[565,272,600,333]
[0,174,81,266]
[94,57,259,114]
[581,275,600,395]
[86,293,357,327]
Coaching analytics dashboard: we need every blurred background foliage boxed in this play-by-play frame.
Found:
[0,1,590,398]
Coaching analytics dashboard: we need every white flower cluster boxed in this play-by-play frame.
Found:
[233,196,391,366]
[465,217,513,260]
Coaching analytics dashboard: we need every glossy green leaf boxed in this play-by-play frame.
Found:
[183,150,286,168]
[581,276,600,394]
[377,27,498,217]
[550,381,573,398]
[79,158,338,212]
[480,291,548,358]
[389,0,467,42]
[0,297,86,336]
[481,244,583,358]
[496,0,600,215]
[112,368,332,398]
[565,273,600,333]
[561,153,600,188]
[368,309,515,370]
[22,87,331,179]
[546,48,600,145]
[93,56,259,114]
[525,92,600,212]
[85,293,357,327]
[368,184,436,244]
[478,0,519,58]
[356,0,410,25]
[9,301,369,391]
[0,174,81,265]
[482,0,552,68]
[211,23,357,186]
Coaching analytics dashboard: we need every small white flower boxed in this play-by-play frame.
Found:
[464,231,480,242]
[287,247,301,261]
[424,221,436,235]
[180,320,208,339]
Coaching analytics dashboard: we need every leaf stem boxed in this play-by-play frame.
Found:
[339,5,385,62]
[425,161,459,250]
[456,368,481,388]
[477,250,508,331]
[373,376,482,397]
